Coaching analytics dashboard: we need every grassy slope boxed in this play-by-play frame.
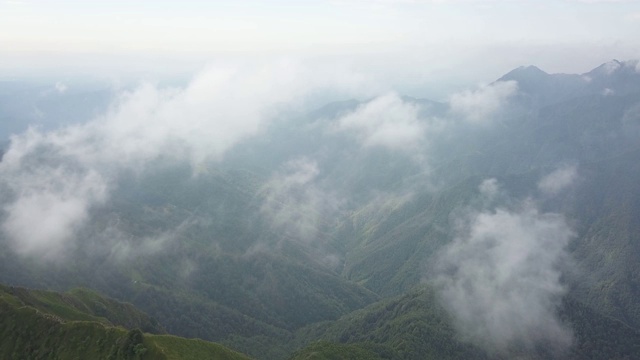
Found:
[0,284,251,360]
[145,335,250,360]
[292,287,640,360]
[0,284,164,334]
[288,341,386,360]
[294,288,485,360]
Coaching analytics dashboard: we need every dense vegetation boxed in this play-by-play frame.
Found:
[0,285,250,359]
[291,288,640,360]
[288,342,387,360]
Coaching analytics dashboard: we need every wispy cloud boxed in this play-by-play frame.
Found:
[449,80,518,124]
[0,61,370,259]
[54,82,68,94]
[259,158,340,244]
[434,179,574,354]
[334,93,429,152]
[1,165,107,259]
[538,165,578,196]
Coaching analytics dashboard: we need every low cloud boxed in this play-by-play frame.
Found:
[2,172,106,258]
[434,180,574,354]
[478,178,499,199]
[0,61,370,259]
[335,93,428,152]
[449,80,518,124]
[0,129,108,258]
[259,158,342,246]
[105,217,198,263]
[55,82,68,94]
[603,60,622,74]
[538,165,578,195]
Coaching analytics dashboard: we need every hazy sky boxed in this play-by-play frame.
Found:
[2,0,639,94]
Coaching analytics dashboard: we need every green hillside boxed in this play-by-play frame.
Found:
[291,288,640,360]
[0,284,251,360]
[288,341,387,360]
[293,288,485,360]
[0,284,165,334]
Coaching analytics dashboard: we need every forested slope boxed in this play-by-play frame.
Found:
[0,284,251,360]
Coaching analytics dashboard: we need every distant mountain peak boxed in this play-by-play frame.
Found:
[587,59,640,77]
[518,65,547,73]
[500,65,549,81]
[600,59,622,75]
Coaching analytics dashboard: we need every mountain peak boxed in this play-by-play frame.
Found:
[586,59,640,77]
[500,65,549,82]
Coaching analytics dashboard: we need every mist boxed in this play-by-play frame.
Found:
[0,61,373,259]
[0,61,523,260]
[433,179,575,355]
[259,158,341,245]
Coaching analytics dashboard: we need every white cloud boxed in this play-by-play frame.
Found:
[0,144,108,258]
[335,93,430,152]
[259,158,339,244]
[435,198,574,353]
[0,61,371,258]
[603,60,622,74]
[449,80,518,124]
[538,165,578,195]
[55,82,67,94]
[105,218,197,263]
[478,178,499,199]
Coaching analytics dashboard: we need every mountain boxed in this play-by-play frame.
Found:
[0,165,379,359]
[498,59,640,106]
[0,284,250,360]
[290,288,640,360]
[1,59,640,359]
[0,284,165,334]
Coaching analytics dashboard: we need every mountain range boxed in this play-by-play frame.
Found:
[1,59,640,359]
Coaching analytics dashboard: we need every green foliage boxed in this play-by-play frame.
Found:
[145,335,250,360]
[293,288,485,360]
[0,284,164,334]
[288,341,386,360]
[0,284,251,360]
[0,297,136,360]
[336,178,481,297]
[561,297,640,360]
[293,288,640,360]
[67,288,166,334]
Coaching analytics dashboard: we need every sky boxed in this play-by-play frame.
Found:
[1,0,640,96]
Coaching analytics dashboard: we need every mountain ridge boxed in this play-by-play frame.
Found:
[1,59,640,359]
